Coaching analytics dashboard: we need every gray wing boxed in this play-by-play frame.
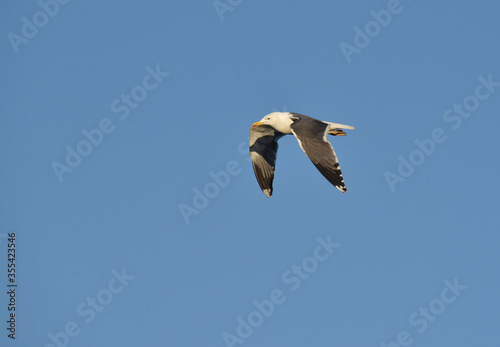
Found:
[289,115,347,193]
[249,125,285,198]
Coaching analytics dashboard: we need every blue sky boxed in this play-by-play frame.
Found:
[1,0,499,346]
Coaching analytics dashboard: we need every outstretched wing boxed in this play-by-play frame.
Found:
[290,116,347,193]
[249,125,285,198]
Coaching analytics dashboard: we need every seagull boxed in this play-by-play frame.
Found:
[249,112,354,198]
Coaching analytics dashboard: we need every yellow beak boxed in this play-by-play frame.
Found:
[252,121,264,127]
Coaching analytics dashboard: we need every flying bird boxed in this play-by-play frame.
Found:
[249,112,354,197]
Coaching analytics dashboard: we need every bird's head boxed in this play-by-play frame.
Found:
[251,112,293,134]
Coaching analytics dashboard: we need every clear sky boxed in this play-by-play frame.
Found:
[1,1,499,346]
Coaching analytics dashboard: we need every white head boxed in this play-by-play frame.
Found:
[251,112,293,134]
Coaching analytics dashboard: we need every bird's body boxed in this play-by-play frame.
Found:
[249,112,354,197]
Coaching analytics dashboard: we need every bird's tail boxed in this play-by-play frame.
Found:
[327,122,355,136]
[327,122,355,130]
